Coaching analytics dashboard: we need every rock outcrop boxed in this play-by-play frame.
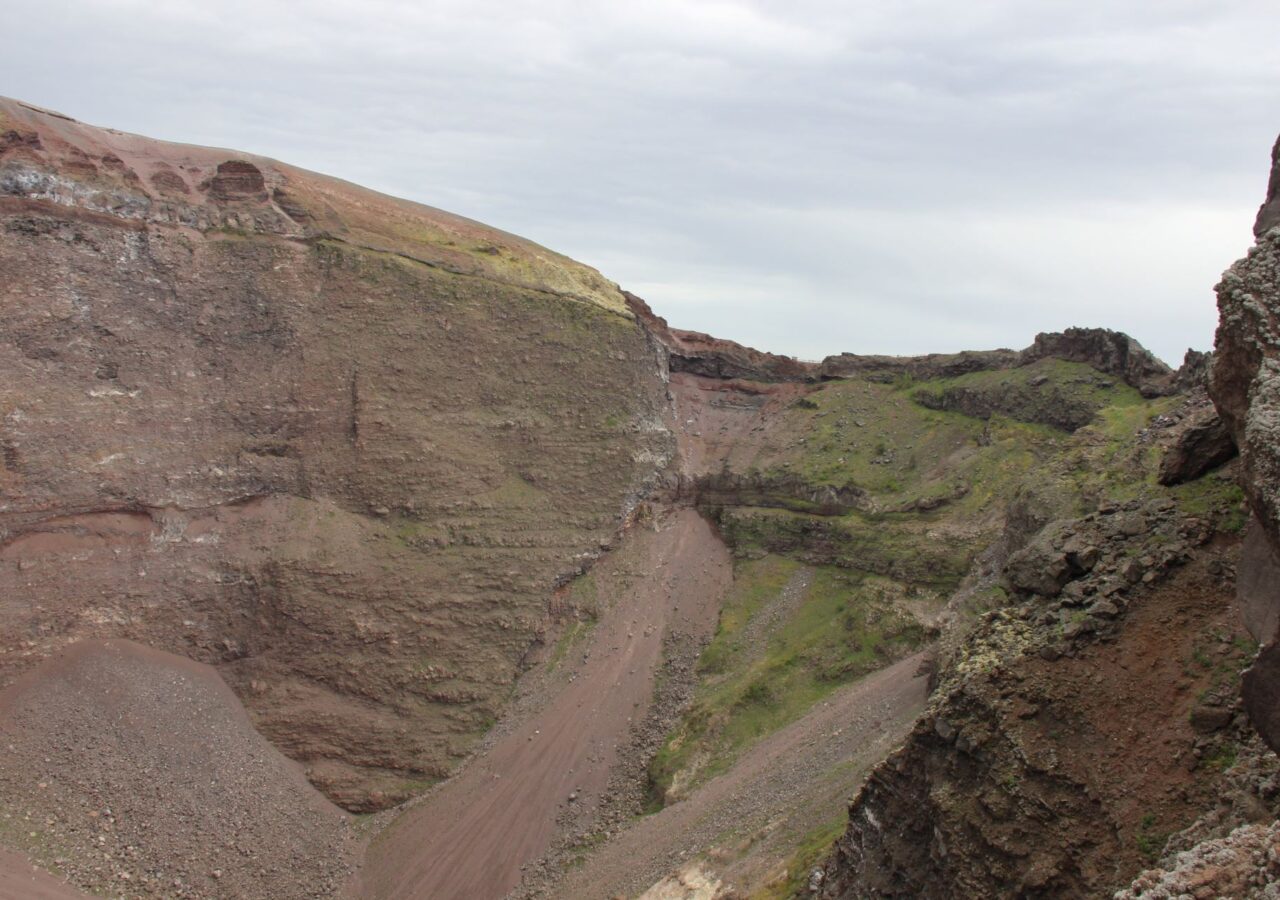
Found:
[1208,132,1280,753]
[818,327,1175,398]
[1021,327,1176,397]
[1255,134,1280,239]
[624,292,817,382]
[817,497,1254,898]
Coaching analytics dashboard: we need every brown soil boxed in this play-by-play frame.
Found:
[359,507,732,900]
[1015,550,1257,884]
[0,848,89,900]
[0,639,356,899]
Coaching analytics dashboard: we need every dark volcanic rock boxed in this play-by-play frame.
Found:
[668,328,815,381]
[1157,404,1237,485]
[1175,348,1213,392]
[912,380,1103,432]
[1238,517,1280,645]
[817,348,1018,382]
[1021,327,1176,397]
[623,291,815,382]
[1208,132,1280,752]
[1244,645,1280,756]
[1256,133,1280,239]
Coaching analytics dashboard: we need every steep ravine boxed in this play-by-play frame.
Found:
[1,97,1275,900]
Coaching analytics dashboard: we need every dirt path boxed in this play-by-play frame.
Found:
[0,850,90,900]
[554,652,928,898]
[359,508,732,900]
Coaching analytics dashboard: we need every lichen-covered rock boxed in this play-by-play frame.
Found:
[1211,229,1280,548]
[1208,134,1280,754]
[1116,821,1280,900]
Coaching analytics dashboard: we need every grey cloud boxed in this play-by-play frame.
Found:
[4,0,1280,363]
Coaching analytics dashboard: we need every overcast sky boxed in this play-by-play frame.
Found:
[4,1,1280,364]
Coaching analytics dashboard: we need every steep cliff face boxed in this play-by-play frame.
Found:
[816,499,1255,898]
[0,97,673,812]
[1209,133,1280,757]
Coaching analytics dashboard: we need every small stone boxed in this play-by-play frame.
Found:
[1090,600,1120,618]
[1189,705,1234,733]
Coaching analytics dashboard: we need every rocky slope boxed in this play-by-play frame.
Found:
[0,640,355,899]
[813,133,1280,900]
[1210,157,1280,756]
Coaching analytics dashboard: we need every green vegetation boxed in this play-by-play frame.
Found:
[1134,812,1168,861]
[648,557,927,805]
[548,616,595,670]
[718,506,974,591]
[651,353,1244,840]
[1203,740,1239,773]
[756,814,849,900]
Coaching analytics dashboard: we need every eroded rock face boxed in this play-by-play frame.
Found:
[206,159,268,202]
[1212,229,1280,557]
[1208,134,1280,753]
[818,501,1252,899]
[0,97,673,811]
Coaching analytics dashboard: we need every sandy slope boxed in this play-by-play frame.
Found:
[555,652,928,898]
[360,508,732,900]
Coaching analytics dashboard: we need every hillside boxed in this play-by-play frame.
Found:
[0,98,1275,900]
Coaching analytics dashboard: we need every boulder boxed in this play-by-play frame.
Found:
[1157,406,1237,485]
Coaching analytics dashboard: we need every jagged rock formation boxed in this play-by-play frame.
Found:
[1209,134,1280,755]
[1021,327,1177,398]
[1255,134,1280,239]
[1157,399,1237,486]
[0,97,673,813]
[816,326,1175,398]
[625,292,817,382]
[816,492,1253,898]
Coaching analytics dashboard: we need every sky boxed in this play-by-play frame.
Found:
[4,0,1280,365]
